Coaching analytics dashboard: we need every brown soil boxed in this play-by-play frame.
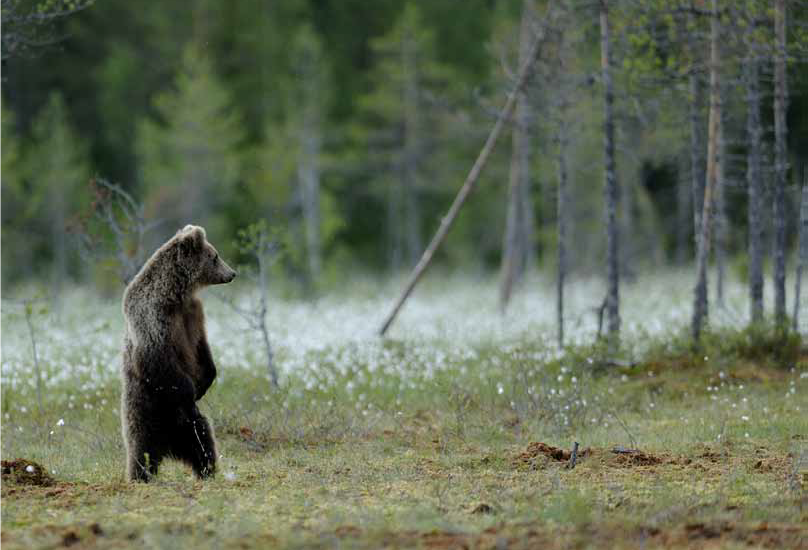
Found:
[1,459,55,487]
[514,442,670,469]
[610,449,664,467]
[651,521,807,549]
[514,442,796,477]
[333,521,807,549]
[514,442,591,465]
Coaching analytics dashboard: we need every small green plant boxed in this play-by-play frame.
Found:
[712,323,801,369]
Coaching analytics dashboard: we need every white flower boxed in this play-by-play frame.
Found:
[25,465,35,473]
[56,418,65,426]
[741,415,749,421]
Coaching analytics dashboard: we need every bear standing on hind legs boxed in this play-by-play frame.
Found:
[121,225,236,482]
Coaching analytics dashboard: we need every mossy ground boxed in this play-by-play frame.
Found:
[2,331,807,549]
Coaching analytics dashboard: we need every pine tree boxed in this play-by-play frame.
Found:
[25,93,89,291]
[137,43,244,237]
[1,105,27,284]
[242,24,340,288]
[291,24,327,285]
[357,3,453,272]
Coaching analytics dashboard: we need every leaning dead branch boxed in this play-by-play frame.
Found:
[377,3,558,336]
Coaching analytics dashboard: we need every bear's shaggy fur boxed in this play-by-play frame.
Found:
[121,225,236,482]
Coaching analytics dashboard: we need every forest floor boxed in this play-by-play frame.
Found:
[2,328,807,549]
[2,279,807,548]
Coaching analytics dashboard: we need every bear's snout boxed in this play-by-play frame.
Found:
[218,262,236,284]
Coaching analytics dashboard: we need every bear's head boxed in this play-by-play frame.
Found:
[175,225,237,287]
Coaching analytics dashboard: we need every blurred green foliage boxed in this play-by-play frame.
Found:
[1,0,807,291]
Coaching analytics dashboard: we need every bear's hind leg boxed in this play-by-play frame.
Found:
[174,410,217,479]
[127,446,163,482]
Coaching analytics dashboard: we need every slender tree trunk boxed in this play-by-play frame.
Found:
[794,185,808,332]
[745,52,764,323]
[518,136,535,271]
[715,100,727,307]
[257,247,278,388]
[692,0,721,342]
[676,154,691,265]
[402,29,422,268]
[297,30,325,285]
[50,169,66,303]
[773,0,788,324]
[500,0,535,312]
[49,127,68,312]
[299,73,322,283]
[688,13,705,247]
[556,119,569,348]
[600,0,620,341]
[388,177,403,272]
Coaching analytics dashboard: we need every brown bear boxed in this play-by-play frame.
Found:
[120,225,236,482]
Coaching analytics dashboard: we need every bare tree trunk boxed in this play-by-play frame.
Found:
[50,167,67,309]
[49,123,70,310]
[745,52,764,323]
[675,155,691,265]
[714,101,727,308]
[794,185,808,332]
[500,0,535,312]
[692,0,721,342]
[773,0,788,324]
[518,137,535,271]
[299,148,321,283]
[298,85,322,283]
[688,13,705,247]
[556,119,569,348]
[402,29,422,269]
[257,239,278,388]
[388,177,403,272]
[600,0,620,342]
[297,42,322,283]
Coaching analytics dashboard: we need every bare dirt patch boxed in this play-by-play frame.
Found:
[337,521,807,550]
[514,442,670,470]
[515,442,797,478]
[1,459,55,487]
[514,442,590,465]
[650,521,808,548]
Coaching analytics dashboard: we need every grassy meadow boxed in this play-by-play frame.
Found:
[1,273,807,549]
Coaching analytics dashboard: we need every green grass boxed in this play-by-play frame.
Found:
[2,332,807,549]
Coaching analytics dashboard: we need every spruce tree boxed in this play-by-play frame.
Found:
[137,43,244,237]
[357,3,453,271]
[23,93,89,290]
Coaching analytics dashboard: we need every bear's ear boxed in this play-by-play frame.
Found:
[176,224,205,236]
[177,226,206,256]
